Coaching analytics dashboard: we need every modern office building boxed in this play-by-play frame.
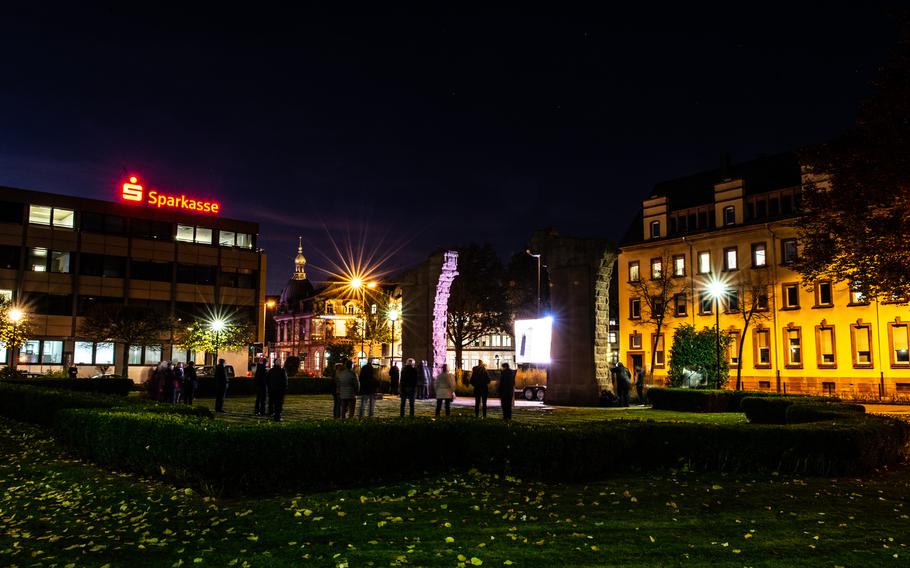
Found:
[0,177,266,380]
[619,153,910,397]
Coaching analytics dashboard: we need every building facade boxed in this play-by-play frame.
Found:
[0,182,266,380]
[619,154,910,397]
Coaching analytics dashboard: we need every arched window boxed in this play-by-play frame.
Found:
[346,303,356,315]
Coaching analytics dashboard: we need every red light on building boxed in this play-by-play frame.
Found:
[119,175,221,215]
[122,177,144,202]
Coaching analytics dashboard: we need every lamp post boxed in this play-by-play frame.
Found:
[210,318,225,364]
[525,250,542,317]
[8,307,24,371]
[388,308,399,368]
[707,280,727,388]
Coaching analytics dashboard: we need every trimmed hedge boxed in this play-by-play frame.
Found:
[785,403,866,424]
[0,382,212,426]
[55,410,910,496]
[2,377,135,396]
[194,377,335,397]
[741,397,862,424]
[648,388,839,413]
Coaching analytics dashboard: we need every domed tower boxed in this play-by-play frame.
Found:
[293,236,307,280]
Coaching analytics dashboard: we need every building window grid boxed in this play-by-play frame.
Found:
[629,298,641,320]
[815,281,834,307]
[782,283,800,309]
[176,224,215,245]
[753,328,771,368]
[723,206,735,226]
[28,205,75,229]
[650,258,662,280]
[698,251,711,274]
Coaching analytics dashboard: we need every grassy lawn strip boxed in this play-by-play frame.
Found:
[199,394,749,425]
[1,416,908,567]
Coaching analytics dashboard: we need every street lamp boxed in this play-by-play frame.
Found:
[7,307,24,371]
[707,279,727,388]
[525,249,542,317]
[388,308,399,368]
[210,318,226,364]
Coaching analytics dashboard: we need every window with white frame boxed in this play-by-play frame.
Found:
[751,242,766,267]
[75,341,115,365]
[724,247,738,271]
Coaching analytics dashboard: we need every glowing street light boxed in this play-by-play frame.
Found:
[8,308,24,323]
[706,277,727,388]
[388,308,400,368]
[210,318,226,363]
[6,306,25,371]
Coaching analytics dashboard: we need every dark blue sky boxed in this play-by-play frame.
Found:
[0,3,901,293]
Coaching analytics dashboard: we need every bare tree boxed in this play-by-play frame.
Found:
[726,269,772,391]
[629,251,687,381]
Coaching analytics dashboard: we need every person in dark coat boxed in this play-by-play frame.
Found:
[416,361,429,399]
[172,362,185,403]
[635,365,647,406]
[183,361,198,405]
[358,362,378,418]
[399,358,418,417]
[214,358,228,412]
[253,359,268,415]
[498,362,516,420]
[470,360,491,418]
[164,362,178,403]
[267,361,289,421]
[615,362,631,407]
[389,363,400,395]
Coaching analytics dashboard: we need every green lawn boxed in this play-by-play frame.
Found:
[200,394,748,425]
[1,416,908,567]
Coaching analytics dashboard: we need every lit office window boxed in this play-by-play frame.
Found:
[851,324,873,366]
[673,255,685,277]
[28,205,52,225]
[145,345,162,365]
[219,230,236,246]
[74,341,95,364]
[20,340,40,363]
[891,323,910,366]
[28,247,48,271]
[0,289,11,302]
[786,327,802,367]
[724,247,738,271]
[176,225,195,242]
[194,227,213,244]
[52,208,75,228]
[235,233,253,249]
[754,329,771,367]
[50,251,70,273]
[41,340,63,364]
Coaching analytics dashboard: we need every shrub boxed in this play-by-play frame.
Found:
[784,402,865,424]
[0,382,212,426]
[2,377,135,396]
[284,356,301,376]
[55,410,910,496]
[647,388,733,412]
[194,376,335,397]
[667,324,734,388]
[742,396,848,424]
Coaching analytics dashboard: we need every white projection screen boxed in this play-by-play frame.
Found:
[514,317,553,364]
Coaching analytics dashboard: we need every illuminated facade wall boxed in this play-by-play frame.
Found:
[618,155,910,397]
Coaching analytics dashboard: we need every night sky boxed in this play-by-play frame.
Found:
[0,4,901,293]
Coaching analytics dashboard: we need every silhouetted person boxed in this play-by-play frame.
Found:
[358,362,378,418]
[183,361,198,405]
[389,363,400,395]
[214,359,228,412]
[254,359,268,415]
[635,365,647,406]
[615,362,631,407]
[470,360,490,418]
[267,361,289,421]
[498,362,516,420]
[399,358,418,417]
[337,359,359,419]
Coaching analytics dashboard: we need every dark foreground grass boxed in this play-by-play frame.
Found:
[0,417,907,567]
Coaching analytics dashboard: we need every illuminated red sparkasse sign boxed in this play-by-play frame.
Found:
[120,176,221,215]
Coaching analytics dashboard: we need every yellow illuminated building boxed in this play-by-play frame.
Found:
[618,154,910,398]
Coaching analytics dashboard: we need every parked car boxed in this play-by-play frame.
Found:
[518,385,546,401]
[199,365,236,380]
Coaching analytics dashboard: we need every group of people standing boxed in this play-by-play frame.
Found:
[330,357,518,420]
[252,358,290,421]
[611,361,647,407]
[146,360,198,405]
